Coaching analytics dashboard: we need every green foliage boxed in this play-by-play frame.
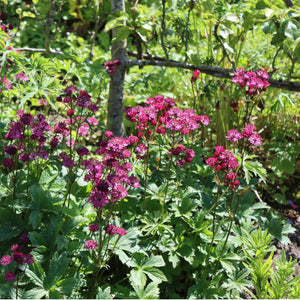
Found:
[0,0,299,298]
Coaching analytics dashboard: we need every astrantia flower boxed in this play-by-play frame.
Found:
[78,123,89,136]
[226,129,242,142]
[85,240,98,250]
[24,253,34,264]
[89,224,99,232]
[116,227,127,236]
[10,244,19,252]
[105,224,117,235]
[230,179,240,187]
[105,131,113,138]
[127,176,140,188]
[4,271,15,282]
[12,252,24,264]
[198,115,210,126]
[242,124,256,138]
[76,147,89,156]
[248,133,262,146]
[0,255,12,266]
[87,117,98,126]
[19,232,30,244]
[206,157,217,167]
[62,157,75,168]
[2,158,14,168]
[4,145,18,156]
[135,143,147,154]
[225,172,238,180]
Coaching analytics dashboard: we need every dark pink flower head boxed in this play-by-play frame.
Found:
[88,103,99,112]
[248,133,262,146]
[227,157,239,170]
[24,253,34,264]
[85,240,98,250]
[105,131,113,138]
[20,113,33,125]
[191,69,201,83]
[76,147,89,156]
[50,136,60,148]
[89,224,99,232]
[225,172,238,180]
[215,146,226,154]
[198,115,210,126]
[2,158,14,168]
[77,123,89,136]
[0,255,12,266]
[105,224,117,235]
[230,179,240,187]
[166,119,183,131]
[12,252,24,264]
[4,271,15,282]
[230,102,238,108]
[64,85,77,94]
[116,227,127,236]
[19,232,30,244]
[242,124,256,138]
[10,244,19,252]
[4,145,17,155]
[107,137,130,151]
[185,148,195,158]
[226,129,242,142]
[171,144,185,155]
[206,157,217,167]
[63,157,75,168]
[135,143,147,154]
[76,90,91,107]
[128,176,140,188]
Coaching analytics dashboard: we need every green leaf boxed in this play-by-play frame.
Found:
[142,254,165,268]
[116,26,131,40]
[105,15,128,31]
[25,269,45,288]
[44,252,69,290]
[285,20,299,40]
[0,225,22,241]
[56,277,80,296]
[22,288,48,299]
[130,268,147,289]
[144,267,167,283]
[96,286,114,299]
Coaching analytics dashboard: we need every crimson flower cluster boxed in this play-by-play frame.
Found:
[191,69,201,84]
[226,124,262,146]
[206,146,240,188]
[103,60,121,73]
[82,134,140,210]
[232,68,270,96]
[0,233,34,282]
[2,111,53,167]
[125,95,210,166]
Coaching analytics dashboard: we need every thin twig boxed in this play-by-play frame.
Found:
[161,0,169,60]
[214,23,235,69]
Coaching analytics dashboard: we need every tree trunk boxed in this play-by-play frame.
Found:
[107,0,127,137]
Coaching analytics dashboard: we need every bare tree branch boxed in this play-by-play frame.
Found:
[125,57,300,92]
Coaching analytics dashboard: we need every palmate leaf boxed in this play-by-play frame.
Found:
[129,253,167,289]
[134,282,160,299]
[43,252,69,290]
[242,155,267,184]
